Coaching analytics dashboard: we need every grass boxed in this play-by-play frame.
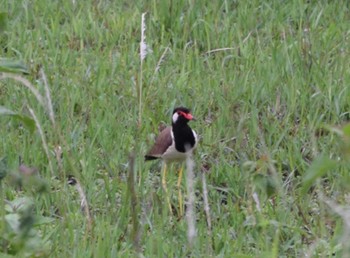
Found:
[1,0,350,257]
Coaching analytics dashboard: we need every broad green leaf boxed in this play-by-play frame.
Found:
[0,58,29,74]
[6,197,34,214]
[301,156,337,194]
[0,106,35,133]
[5,213,21,233]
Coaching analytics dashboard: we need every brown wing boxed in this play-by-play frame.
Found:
[145,126,172,160]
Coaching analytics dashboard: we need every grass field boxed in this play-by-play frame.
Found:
[1,0,350,257]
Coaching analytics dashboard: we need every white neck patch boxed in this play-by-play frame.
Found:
[172,112,179,123]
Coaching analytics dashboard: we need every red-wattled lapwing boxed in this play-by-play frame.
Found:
[145,107,197,215]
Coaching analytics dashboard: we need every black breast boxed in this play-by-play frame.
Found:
[172,125,195,153]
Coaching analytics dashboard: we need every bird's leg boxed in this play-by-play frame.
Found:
[177,165,184,217]
[162,163,173,215]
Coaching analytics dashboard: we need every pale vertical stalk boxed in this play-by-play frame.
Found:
[185,156,196,247]
[139,12,147,127]
[139,59,143,127]
[28,107,54,177]
[201,171,213,253]
[74,178,92,232]
[252,192,261,212]
[40,68,55,126]
[201,171,212,233]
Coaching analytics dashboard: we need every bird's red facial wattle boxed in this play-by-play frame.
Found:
[178,111,194,120]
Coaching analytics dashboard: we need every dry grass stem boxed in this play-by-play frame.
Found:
[252,192,261,212]
[28,107,54,177]
[201,171,213,252]
[154,46,170,74]
[0,73,45,108]
[205,47,235,55]
[74,177,93,232]
[140,12,149,62]
[138,12,149,127]
[39,68,55,125]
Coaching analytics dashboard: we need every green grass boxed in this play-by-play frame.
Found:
[1,0,350,257]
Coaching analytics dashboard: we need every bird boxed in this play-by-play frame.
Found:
[145,107,197,215]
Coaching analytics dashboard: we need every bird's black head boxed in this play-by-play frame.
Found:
[172,107,194,124]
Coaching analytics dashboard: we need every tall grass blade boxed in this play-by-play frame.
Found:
[201,170,213,253]
[185,157,196,247]
[127,151,141,253]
